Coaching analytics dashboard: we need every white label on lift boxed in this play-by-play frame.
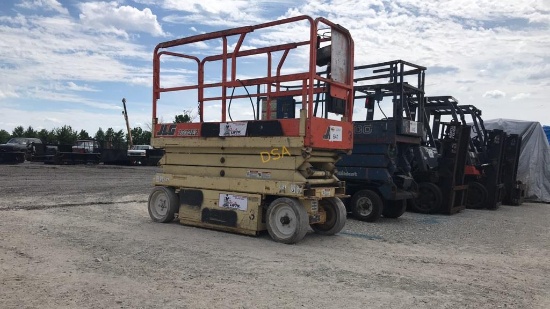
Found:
[220,122,247,137]
[247,170,271,179]
[290,183,303,194]
[219,193,248,211]
[329,126,343,142]
[409,122,418,134]
[427,148,434,158]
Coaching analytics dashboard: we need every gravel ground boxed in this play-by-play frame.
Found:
[0,162,549,308]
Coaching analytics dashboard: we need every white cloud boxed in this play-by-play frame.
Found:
[483,90,507,99]
[160,0,297,27]
[511,92,531,100]
[66,82,98,92]
[163,0,252,15]
[16,0,69,15]
[79,1,166,37]
[0,12,152,96]
[0,89,19,100]
[188,41,210,49]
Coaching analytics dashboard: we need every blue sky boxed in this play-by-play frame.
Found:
[0,0,549,134]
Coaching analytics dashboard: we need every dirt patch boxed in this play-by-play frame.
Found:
[1,163,549,308]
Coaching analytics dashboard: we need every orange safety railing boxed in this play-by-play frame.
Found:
[152,15,354,150]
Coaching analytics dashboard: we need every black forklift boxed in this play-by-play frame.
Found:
[407,96,471,214]
[457,105,506,209]
[499,133,526,206]
[418,99,507,210]
[336,60,422,222]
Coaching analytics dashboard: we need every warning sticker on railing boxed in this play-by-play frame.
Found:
[220,122,247,137]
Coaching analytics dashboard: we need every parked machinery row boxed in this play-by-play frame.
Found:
[0,138,163,166]
[419,99,525,209]
[143,15,528,243]
[336,61,473,221]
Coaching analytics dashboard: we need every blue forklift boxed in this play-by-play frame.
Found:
[336,60,423,222]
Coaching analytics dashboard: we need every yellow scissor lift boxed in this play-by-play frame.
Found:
[148,15,355,243]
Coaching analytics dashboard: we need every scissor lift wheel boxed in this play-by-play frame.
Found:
[148,186,179,223]
[312,197,347,235]
[266,197,309,244]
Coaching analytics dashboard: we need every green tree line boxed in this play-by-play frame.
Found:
[0,125,152,149]
[0,111,193,146]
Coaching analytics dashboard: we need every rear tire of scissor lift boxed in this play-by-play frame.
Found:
[466,181,488,209]
[350,190,383,222]
[382,199,407,218]
[311,197,347,235]
[409,182,443,214]
[148,186,179,223]
[266,197,309,244]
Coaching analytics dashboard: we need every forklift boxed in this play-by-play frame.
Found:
[147,15,355,244]
[336,60,423,222]
[418,98,506,210]
[499,133,526,205]
[407,96,471,214]
[457,105,506,209]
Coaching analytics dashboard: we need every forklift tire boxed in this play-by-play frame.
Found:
[410,182,443,214]
[148,186,179,223]
[350,190,383,222]
[266,197,309,244]
[312,197,347,235]
[466,181,488,209]
[382,200,407,218]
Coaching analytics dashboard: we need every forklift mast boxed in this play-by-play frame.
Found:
[335,60,426,222]
[406,95,471,214]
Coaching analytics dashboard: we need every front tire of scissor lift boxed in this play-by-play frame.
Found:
[410,182,443,214]
[350,190,383,222]
[148,186,179,223]
[266,197,309,244]
[311,197,347,235]
[382,199,407,218]
[466,181,488,209]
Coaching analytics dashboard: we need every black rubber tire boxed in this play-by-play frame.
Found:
[349,189,383,222]
[466,181,488,209]
[16,153,25,164]
[382,199,407,218]
[311,197,347,235]
[266,197,309,244]
[410,182,443,214]
[148,186,179,223]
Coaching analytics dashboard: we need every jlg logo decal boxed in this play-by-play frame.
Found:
[260,146,291,163]
[156,124,176,136]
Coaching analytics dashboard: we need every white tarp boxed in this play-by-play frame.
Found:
[483,119,550,203]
